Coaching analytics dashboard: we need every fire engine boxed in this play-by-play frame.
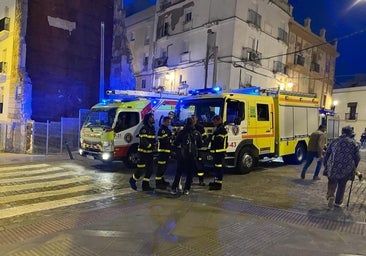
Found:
[172,86,321,174]
[79,90,180,167]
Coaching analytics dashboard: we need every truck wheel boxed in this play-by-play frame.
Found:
[285,143,306,165]
[125,144,140,168]
[237,149,255,174]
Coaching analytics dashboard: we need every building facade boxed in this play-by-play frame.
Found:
[127,0,293,93]
[0,0,116,152]
[286,18,338,109]
[332,76,366,140]
[126,0,339,109]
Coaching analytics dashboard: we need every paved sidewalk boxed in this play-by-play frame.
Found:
[0,151,365,255]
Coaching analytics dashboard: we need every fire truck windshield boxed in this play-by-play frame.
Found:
[173,98,224,126]
[83,107,117,128]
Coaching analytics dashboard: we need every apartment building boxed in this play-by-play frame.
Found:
[286,18,339,109]
[0,0,114,152]
[126,0,293,93]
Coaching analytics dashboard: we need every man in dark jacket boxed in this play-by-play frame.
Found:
[324,126,360,208]
[171,117,202,195]
[208,115,228,191]
[156,116,172,190]
[300,125,327,180]
[129,113,156,191]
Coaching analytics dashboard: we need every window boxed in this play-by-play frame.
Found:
[248,9,261,28]
[227,100,245,125]
[141,79,146,89]
[114,112,140,133]
[130,31,135,41]
[143,56,148,66]
[346,102,357,120]
[185,11,192,23]
[257,104,269,121]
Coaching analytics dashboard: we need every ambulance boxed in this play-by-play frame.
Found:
[172,86,320,174]
[79,90,179,167]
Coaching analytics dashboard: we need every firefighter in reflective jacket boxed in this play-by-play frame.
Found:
[192,114,207,186]
[129,113,156,191]
[156,116,172,189]
[208,115,228,190]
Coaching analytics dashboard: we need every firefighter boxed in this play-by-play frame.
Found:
[208,115,228,190]
[156,116,172,190]
[129,113,156,191]
[191,114,207,186]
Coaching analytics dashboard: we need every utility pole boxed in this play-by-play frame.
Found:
[204,29,216,89]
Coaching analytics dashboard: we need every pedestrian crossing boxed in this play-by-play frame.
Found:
[0,163,132,220]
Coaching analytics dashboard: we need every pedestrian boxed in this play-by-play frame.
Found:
[208,115,228,191]
[155,116,172,190]
[191,114,207,186]
[300,125,327,180]
[360,128,366,149]
[129,113,156,191]
[171,117,202,195]
[323,126,360,208]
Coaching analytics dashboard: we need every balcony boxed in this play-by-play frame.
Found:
[247,9,261,29]
[345,113,358,121]
[278,28,288,43]
[310,62,320,73]
[0,17,10,41]
[273,61,286,74]
[242,47,262,65]
[294,54,305,66]
[153,56,168,68]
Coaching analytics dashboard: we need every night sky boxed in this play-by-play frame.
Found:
[124,0,366,83]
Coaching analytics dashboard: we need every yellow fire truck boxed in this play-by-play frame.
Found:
[172,86,320,174]
[79,90,179,167]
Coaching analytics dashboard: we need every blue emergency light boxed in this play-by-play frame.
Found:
[230,86,261,95]
[189,86,222,95]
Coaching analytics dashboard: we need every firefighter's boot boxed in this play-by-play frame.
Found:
[156,177,169,190]
[142,179,154,191]
[129,176,137,191]
[198,176,205,186]
[208,181,222,191]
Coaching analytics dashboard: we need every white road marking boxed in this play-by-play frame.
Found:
[0,170,82,183]
[0,166,63,178]
[0,188,133,219]
[0,164,50,172]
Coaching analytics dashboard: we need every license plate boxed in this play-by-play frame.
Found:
[87,155,94,160]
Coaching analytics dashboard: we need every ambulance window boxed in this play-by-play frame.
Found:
[257,104,269,121]
[114,112,139,133]
[226,100,244,125]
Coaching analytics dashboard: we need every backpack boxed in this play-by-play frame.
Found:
[181,131,198,158]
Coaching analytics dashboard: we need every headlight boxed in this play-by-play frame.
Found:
[102,152,112,161]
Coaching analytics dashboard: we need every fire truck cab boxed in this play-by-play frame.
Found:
[172,86,320,174]
[79,90,179,167]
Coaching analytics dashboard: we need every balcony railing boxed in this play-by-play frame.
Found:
[0,62,7,73]
[153,56,168,68]
[273,61,286,74]
[294,54,305,66]
[345,113,358,121]
[242,47,262,65]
